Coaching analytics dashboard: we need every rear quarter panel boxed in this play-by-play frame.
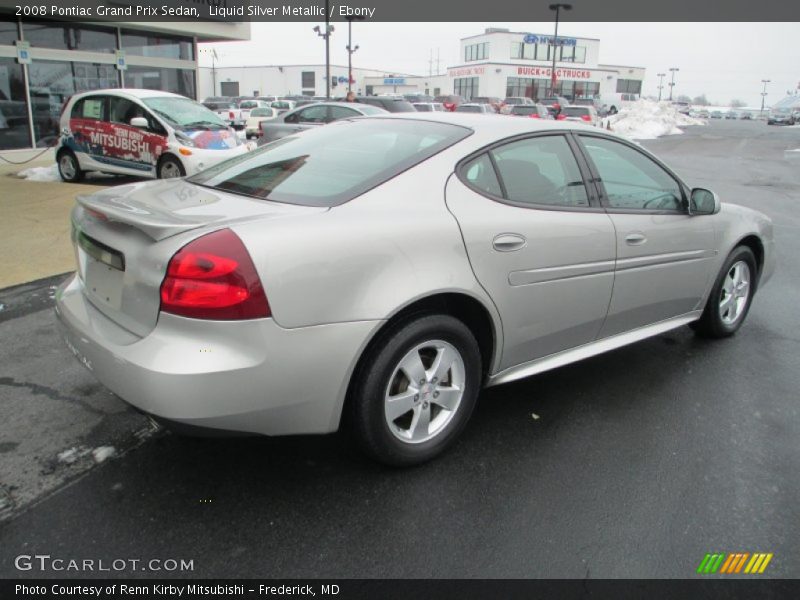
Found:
[230,145,504,369]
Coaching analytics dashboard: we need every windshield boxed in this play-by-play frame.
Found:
[356,104,389,115]
[250,108,273,117]
[188,119,471,207]
[145,97,228,129]
[240,101,260,109]
[456,105,482,113]
[512,106,538,115]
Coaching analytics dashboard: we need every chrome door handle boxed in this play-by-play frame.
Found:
[493,233,527,252]
[625,233,647,246]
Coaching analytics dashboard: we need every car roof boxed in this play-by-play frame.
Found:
[72,88,186,100]
[372,111,608,136]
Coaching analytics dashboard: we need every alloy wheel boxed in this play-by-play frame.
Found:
[384,340,465,444]
[719,260,751,325]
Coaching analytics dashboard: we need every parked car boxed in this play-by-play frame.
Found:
[740,112,753,120]
[56,113,775,466]
[404,94,434,104]
[711,111,723,119]
[203,100,245,130]
[557,105,601,127]
[245,107,279,138]
[572,97,608,116]
[238,99,271,121]
[509,104,551,119]
[433,95,464,111]
[696,109,710,119]
[258,101,388,143]
[605,93,639,115]
[412,102,445,112]
[356,96,417,113]
[455,103,495,114]
[671,101,692,115]
[725,111,739,120]
[501,96,535,114]
[56,89,251,182]
[539,96,570,117]
[472,97,503,112]
[767,106,796,125]
[269,100,296,115]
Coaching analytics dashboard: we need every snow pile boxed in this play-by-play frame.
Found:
[608,99,705,140]
[18,164,60,182]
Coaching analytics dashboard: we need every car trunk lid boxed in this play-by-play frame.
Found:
[72,178,327,336]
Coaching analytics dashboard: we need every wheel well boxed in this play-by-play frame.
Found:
[737,235,764,278]
[340,293,497,427]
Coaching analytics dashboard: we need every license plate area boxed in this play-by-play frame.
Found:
[73,230,125,311]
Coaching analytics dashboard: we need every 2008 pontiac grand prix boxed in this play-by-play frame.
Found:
[55,113,775,465]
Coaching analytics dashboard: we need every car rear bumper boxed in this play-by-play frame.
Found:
[55,274,381,436]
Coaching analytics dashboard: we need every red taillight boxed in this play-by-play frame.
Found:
[580,114,591,122]
[530,114,541,119]
[556,114,567,120]
[160,228,270,320]
[444,102,455,111]
[553,103,561,111]
[229,110,235,119]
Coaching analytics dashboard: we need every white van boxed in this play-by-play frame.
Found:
[56,89,253,182]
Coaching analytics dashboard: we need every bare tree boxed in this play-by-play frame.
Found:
[693,94,709,106]
[730,99,746,107]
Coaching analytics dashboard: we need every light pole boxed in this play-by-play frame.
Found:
[312,3,334,99]
[548,3,572,97]
[346,15,364,93]
[760,79,770,116]
[657,72,665,101]
[668,67,679,101]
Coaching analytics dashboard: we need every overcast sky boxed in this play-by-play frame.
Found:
[199,22,799,107]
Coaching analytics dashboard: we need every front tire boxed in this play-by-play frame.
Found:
[350,314,482,467]
[157,155,185,179]
[57,150,84,183]
[693,246,757,338]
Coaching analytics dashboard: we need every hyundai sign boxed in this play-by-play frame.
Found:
[523,34,577,46]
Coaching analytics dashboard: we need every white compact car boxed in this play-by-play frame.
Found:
[56,89,253,182]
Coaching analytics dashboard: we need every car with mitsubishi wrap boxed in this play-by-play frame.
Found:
[56,89,253,182]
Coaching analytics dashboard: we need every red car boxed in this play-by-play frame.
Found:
[433,95,464,112]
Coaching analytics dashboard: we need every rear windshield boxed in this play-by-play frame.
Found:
[511,106,538,115]
[456,105,482,113]
[413,104,433,112]
[188,119,471,207]
[562,107,590,116]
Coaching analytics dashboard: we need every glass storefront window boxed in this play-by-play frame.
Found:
[22,21,117,53]
[121,30,194,61]
[0,17,19,46]
[124,65,196,99]
[28,60,119,145]
[0,57,31,150]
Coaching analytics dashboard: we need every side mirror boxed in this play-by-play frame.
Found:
[690,188,721,215]
[129,117,148,128]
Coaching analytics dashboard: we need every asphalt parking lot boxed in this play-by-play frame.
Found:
[0,119,798,579]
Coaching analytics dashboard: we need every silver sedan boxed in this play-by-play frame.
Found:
[56,114,775,465]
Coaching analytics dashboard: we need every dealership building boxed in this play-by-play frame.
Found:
[197,27,645,109]
[363,28,646,106]
[0,15,249,153]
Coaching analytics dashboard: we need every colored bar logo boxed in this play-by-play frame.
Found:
[697,552,773,574]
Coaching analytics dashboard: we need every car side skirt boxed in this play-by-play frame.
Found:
[487,311,702,387]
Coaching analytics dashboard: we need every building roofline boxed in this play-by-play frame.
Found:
[460,30,601,42]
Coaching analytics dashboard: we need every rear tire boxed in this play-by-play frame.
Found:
[57,150,84,183]
[349,314,482,467]
[693,246,757,338]
[157,155,185,179]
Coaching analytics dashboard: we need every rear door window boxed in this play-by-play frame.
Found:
[72,96,106,120]
[489,135,590,208]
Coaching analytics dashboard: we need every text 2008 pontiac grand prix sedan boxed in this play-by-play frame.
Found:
[55,113,775,466]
